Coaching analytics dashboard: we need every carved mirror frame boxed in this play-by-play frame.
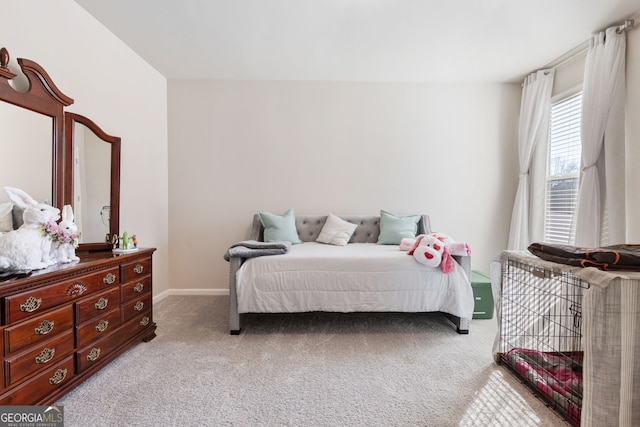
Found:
[0,47,120,251]
[63,113,121,251]
[0,47,72,209]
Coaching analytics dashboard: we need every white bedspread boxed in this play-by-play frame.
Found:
[236,242,474,319]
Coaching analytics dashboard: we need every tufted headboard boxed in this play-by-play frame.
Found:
[249,214,432,243]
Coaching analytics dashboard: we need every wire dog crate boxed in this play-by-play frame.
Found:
[496,253,590,427]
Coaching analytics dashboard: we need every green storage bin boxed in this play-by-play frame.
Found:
[471,270,494,319]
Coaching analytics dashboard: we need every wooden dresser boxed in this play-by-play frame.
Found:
[0,248,156,405]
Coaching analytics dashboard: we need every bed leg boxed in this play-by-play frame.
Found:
[456,316,470,334]
[229,312,241,335]
[442,313,470,334]
[229,258,242,335]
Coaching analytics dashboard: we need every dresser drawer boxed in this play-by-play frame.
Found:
[76,326,125,373]
[4,329,74,387]
[121,276,151,304]
[76,308,122,348]
[121,257,152,282]
[76,341,112,373]
[0,355,75,405]
[76,312,151,373]
[76,287,121,325]
[131,310,153,337]
[4,305,74,355]
[122,294,152,323]
[4,267,120,323]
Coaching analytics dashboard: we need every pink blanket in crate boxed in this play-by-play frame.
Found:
[505,348,583,426]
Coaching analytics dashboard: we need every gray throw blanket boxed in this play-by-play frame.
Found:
[223,240,291,261]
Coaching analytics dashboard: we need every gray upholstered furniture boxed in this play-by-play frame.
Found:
[228,214,472,335]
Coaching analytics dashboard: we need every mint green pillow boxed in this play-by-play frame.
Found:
[377,210,421,245]
[257,208,302,244]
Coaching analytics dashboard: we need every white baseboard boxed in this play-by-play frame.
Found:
[153,288,229,304]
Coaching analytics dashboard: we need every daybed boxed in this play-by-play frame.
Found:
[226,213,474,335]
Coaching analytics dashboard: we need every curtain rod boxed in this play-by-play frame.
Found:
[543,42,588,70]
[543,18,636,70]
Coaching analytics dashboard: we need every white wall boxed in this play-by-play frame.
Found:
[3,1,170,296]
[168,80,521,290]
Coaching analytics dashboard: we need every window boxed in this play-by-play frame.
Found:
[544,93,582,244]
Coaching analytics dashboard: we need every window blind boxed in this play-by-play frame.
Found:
[545,93,582,244]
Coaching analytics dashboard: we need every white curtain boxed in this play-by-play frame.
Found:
[574,27,626,247]
[507,69,554,250]
[601,68,627,245]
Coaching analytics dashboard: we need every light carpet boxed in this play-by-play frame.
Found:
[57,295,569,426]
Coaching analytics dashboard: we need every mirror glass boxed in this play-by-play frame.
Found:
[0,102,52,205]
[73,122,112,243]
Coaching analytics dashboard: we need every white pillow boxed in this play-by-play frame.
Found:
[316,213,358,246]
[0,202,14,233]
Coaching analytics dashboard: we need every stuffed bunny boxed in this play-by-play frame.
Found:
[0,187,61,271]
[52,205,80,263]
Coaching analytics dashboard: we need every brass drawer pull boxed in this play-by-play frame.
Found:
[103,273,116,284]
[49,368,67,385]
[140,316,150,327]
[134,301,144,311]
[35,347,56,364]
[20,296,42,313]
[133,282,144,293]
[95,319,109,332]
[95,297,109,310]
[87,348,101,362]
[35,320,55,335]
[133,264,144,274]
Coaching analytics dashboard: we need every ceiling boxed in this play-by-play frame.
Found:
[74,0,640,83]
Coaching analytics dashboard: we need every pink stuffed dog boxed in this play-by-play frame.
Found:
[412,235,445,268]
[406,232,468,274]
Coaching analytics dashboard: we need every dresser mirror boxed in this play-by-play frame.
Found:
[0,102,52,204]
[0,46,120,251]
[0,47,71,210]
[64,113,120,251]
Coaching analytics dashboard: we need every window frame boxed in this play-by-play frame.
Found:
[543,89,583,244]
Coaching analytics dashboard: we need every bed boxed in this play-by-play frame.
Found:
[227,213,474,335]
